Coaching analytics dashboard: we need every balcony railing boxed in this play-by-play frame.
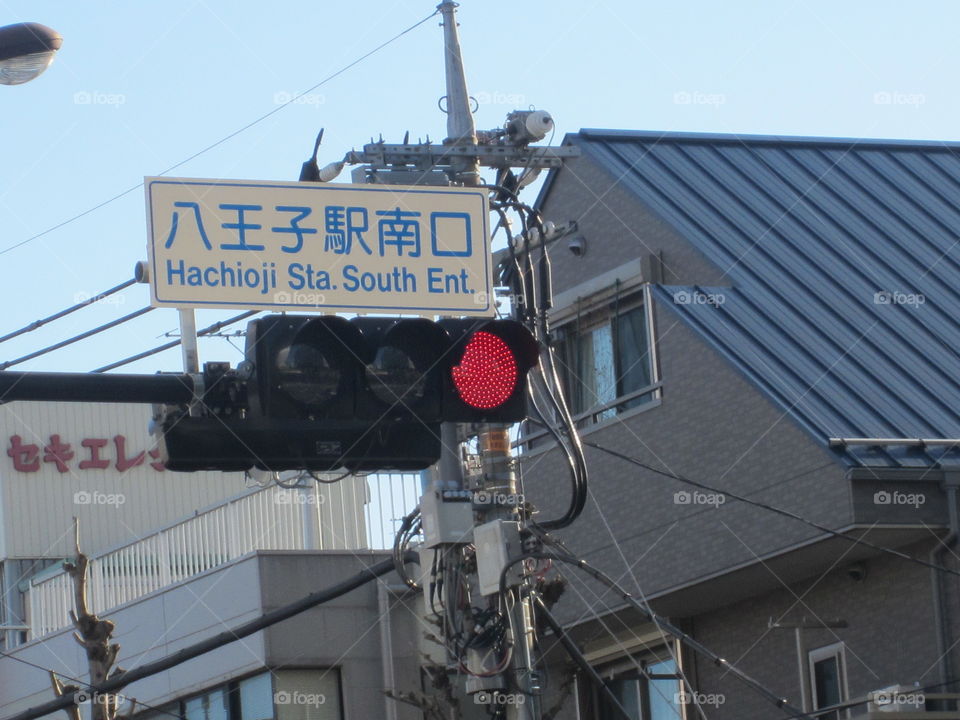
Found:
[26,472,421,641]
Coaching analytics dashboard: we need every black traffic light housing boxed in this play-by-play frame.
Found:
[438,318,539,423]
[246,315,539,425]
[156,315,539,473]
[157,414,440,473]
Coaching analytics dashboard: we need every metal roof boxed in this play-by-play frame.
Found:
[571,129,960,467]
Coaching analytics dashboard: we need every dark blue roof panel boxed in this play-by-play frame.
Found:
[573,129,960,467]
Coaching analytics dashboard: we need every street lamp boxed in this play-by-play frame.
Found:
[0,22,62,85]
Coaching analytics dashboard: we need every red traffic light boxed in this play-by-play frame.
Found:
[441,319,539,422]
[451,331,519,409]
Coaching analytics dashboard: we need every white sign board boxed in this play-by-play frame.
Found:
[145,177,494,316]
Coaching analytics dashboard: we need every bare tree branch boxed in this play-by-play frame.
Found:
[61,518,126,720]
[48,673,80,720]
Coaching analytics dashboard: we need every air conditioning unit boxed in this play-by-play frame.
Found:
[868,685,925,713]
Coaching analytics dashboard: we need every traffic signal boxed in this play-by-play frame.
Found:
[155,315,539,473]
[438,318,539,422]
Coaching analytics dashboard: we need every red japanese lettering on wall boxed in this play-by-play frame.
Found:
[5,434,165,474]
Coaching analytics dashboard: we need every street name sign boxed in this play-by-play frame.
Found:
[145,177,494,317]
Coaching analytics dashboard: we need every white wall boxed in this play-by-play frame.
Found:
[0,401,249,559]
[0,553,266,716]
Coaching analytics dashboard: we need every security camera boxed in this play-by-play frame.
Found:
[504,110,554,145]
[568,237,586,257]
[845,562,867,582]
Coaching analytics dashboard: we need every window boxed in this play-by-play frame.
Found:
[274,669,342,720]
[239,674,274,720]
[586,655,684,719]
[808,643,848,719]
[184,688,228,720]
[559,299,655,425]
[134,670,341,720]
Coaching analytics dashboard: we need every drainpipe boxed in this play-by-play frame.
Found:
[300,481,321,550]
[379,583,413,720]
[931,473,960,691]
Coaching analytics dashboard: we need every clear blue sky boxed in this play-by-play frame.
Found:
[1,0,958,374]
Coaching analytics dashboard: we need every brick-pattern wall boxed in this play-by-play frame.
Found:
[691,539,941,719]
[526,150,850,613]
[524,150,950,719]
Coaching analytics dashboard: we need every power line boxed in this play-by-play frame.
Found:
[0,9,440,258]
[92,310,258,373]
[556,460,836,562]
[775,675,960,719]
[0,306,155,370]
[586,441,960,579]
[532,594,634,720]
[1,554,413,720]
[504,548,813,720]
[0,279,135,346]
[0,649,184,720]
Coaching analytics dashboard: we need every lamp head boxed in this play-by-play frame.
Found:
[0,22,62,86]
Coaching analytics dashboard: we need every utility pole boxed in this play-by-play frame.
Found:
[438,7,537,717]
[339,3,579,716]
[438,0,480,187]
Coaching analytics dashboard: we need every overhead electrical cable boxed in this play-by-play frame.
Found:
[92,310,259,372]
[587,441,960,579]
[501,549,814,720]
[0,306,155,370]
[0,9,440,258]
[0,278,136,346]
[1,554,415,720]
[0,649,185,720]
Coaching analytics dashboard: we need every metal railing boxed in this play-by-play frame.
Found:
[26,472,422,641]
[517,380,663,447]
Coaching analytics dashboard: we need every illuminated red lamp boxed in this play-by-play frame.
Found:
[441,320,539,422]
[451,331,519,409]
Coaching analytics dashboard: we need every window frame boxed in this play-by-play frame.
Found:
[134,668,343,720]
[555,286,661,415]
[579,644,687,720]
[807,642,850,719]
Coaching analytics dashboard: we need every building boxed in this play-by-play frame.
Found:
[0,401,251,649]
[524,129,960,718]
[1,551,424,720]
[0,401,425,720]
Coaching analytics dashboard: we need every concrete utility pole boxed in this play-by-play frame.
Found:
[324,3,578,715]
[351,3,564,716]
[436,4,538,718]
[438,0,480,186]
